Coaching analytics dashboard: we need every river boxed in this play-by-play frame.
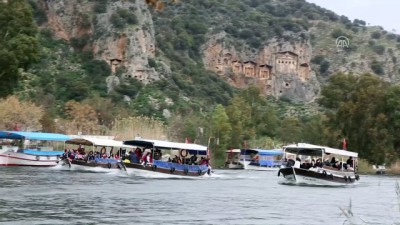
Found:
[0,167,399,225]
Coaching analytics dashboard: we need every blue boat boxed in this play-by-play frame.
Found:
[240,148,284,171]
[0,131,70,166]
[122,138,212,177]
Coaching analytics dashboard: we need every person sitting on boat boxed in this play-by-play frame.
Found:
[294,157,301,168]
[190,153,198,165]
[147,152,153,164]
[330,157,337,167]
[129,151,139,163]
[154,149,162,160]
[315,158,323,167]
[87,151,95,161]
[286,158,295,167]
[346,156,354,168]
[200,157,209,165]
[62,149,68,159]
[135,148,142,161]
[173,155,182,164]
[114,153,120,160]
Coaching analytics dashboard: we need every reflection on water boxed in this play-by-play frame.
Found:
[0,167,399,225]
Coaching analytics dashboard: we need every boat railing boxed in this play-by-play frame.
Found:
[153,160,208,172]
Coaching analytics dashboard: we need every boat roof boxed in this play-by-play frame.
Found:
[226,149,241,153]
[283,143,358,158]
[0,131,71,141]
[123,138,208,154]
[241,148,283,156]
[66,137,132,148]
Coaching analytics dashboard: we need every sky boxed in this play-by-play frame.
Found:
[306,0,400,34]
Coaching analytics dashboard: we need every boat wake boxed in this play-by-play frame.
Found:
[278,180,359,188]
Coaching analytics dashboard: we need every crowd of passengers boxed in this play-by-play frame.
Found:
[285,156,355,170]
[62,147,209,166]
[61,147,122,161]
[123,147,209,166]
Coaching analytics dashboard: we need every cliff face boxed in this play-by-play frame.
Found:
[32,0,400,104]
[38,0,159,88]
[202,32,320,102]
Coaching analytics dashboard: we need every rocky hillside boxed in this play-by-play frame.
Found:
[25,0,400,115]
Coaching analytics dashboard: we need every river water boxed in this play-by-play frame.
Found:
[0,167,399,225]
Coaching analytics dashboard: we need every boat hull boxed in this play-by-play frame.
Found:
[278,167,359,186]
[226,163,244,170]
[0,152,60,167]
[125,163,210,177]
[59,159,127,173]
[242,161,280,171]
[245,164,280,171]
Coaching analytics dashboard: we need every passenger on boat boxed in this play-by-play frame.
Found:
[154,149,162,160]
[135,148,143,161]
[315,158,323,167]
[87,151,95,161]
[347,156,354,168]
[147,151,153,164]
[190,153,198,165]
[172,155,182,164]
[129,152,139,163]
[114,154,120,160]
[62,149,68,159]
[200,157,209,165]
[330,157,337,167]
[311,159,316,168]
[286,159,295,167]
[294,157,301,168]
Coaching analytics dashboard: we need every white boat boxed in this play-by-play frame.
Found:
[225,149,244,169]
[372,164,387,174]
[59,137,130,173]
[278,143,360,186]
[122,138,212,177]
[241,148,283,171]
[0,131,70,167]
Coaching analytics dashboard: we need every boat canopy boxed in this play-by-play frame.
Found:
[66,137,131,148]
[225,149,241,153]
[0,131,71,141]
[241,148,283,156]
[283,143,358,158]
[123,138,208,155]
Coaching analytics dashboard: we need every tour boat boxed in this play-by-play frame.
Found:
[241,148,284,171]
[225,149,244,169]
[277,143,360,186]
[59,136,129,173]
[122,138,211,177]
[0,131,70,166]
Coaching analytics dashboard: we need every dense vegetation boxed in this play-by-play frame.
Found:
[0,0,39,97]
[2,0,400,166]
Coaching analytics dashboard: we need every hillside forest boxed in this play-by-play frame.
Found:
[1,0,400,166]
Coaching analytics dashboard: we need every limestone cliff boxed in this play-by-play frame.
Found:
[202,31,320,102]
[37,0,159,89]
[31,0,400,105]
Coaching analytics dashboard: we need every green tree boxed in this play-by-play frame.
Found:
[278,117,302,144]
[319,73,393,164]
[0,0,39,97]
[226,96,252,147]
[210,104,232,166]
